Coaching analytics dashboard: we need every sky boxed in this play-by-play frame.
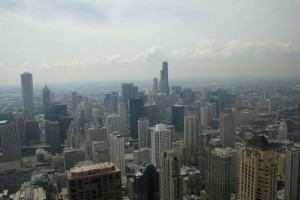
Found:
[0,0,299,86]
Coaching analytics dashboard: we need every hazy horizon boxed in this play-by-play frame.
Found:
[1,0,299,86]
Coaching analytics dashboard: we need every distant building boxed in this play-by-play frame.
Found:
[122,83,138,109]
[129,97,144,139]
[277,121,288,141]
[15,116,26,145]
[20,72,34,119]
[105,114,121,138]
[220,108,235,148]
[117,102,127,131]
[133,148,152,164]
[159,61,169,95]
[25,120,41,144]
[91,141,110,164]
[184,115,200,155]
[63,148,86,170]
[67,162,122,200]
[43,84,52,118]
[109,133,125,174]
[45,120,62,155]
[238,135,278,200]
[138,118,150,148]
[172,105,184,133]
[143,104,159,126]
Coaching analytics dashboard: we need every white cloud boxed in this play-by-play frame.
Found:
[121,45,165,63]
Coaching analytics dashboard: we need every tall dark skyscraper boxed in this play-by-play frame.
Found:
[159,61,169,95]
[43,84,51,118]
[122,83,138,110]
[45,120,62,155]
[172,105,184,133]
[20,72,34,119]
[129,97,144,139]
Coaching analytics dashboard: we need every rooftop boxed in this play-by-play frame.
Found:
[246,135,273,151]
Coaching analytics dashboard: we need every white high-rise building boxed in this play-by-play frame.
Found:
[220,108,235,148]
[151,124,172,167]
[184,115,200,155]
[117,103,127,131]
[109,132,125,174]
[277,121,288,141]
[106,114,121,139]
[138,118,150,148]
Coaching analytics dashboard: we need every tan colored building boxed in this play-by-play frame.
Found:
[238,135,278,200]
[67,162,122,200]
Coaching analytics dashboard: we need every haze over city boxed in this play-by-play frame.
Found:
[1,0,300,86]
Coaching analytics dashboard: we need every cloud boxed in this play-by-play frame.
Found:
[171,38,297,59]
[108,54,121,63]
[121,45,165,63]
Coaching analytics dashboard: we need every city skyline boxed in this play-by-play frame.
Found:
[0,0,299,86]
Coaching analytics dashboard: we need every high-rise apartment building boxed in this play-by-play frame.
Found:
[105,114,121,138]
[159,61,169,95]
[184,115,200,155]
[42,84,51,118]
[277,121,288,141]
[285,144,300,200]
[109,133,125,174]
[20,72,34,119]
[67,162,122,200]
[220,108,235,148]
[151,124,172,167]
[238,135,278,200]
[129,97,144,139]
[206,147,237,200]
[138,118,150,148]
[160,150,182,200]
[0,121,21,162]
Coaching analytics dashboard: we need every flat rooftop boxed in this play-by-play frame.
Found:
[68,162,119,179]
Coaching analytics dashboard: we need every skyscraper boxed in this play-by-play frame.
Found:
[42,84,51,118]
[220,108,235,148]
[15,116,26,145]
[122,83,138,109]
[159,61,169,95]
[45,120,62,155]
[109,132,125,174]
[67,162,122,200]
[160,150,182,200]
[129,97,144,139]
[138,118,150,148]
[172,105,184,133]
[151,124,172,167]
[117,102,127,131]
[206,147,237,200]
[184,115,200,155]
[285,144,300,200]
[20,72,34,119]
[277,121,288,141]
[238,135,278,200]
[105,114,121,139]
[0,121,21,162]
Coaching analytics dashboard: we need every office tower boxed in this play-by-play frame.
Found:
[156,93,168,122]
[122,83,137,109]
[238,135,278,200]
[201,106,209,129]
[63,148,86,170]
[129,97,144,139]
[153,77,158,91]
[71,91,78,114]
[206,147,237,200]
[25,120,41,144]
[45,121,62,155]
[88,126,107,141]
[109,133,125,174]
[127,164,159,200]
[151,124,172,167]
[220,108,235,148]
[144,104,159,126]
[105,114,121,138]
[91,141,110,163]
[14,117,26,145]
[160,150,182,200]
[285,144,300,200]
[67,162,122,200]
[184,115,200,155]
[277,121,288,141]
[53,104,68,116]
[42,84,51,118]
[172,105,184,133]
[159,61,169,95]
[133,147,152,164]
[117,102,127,131]
[20,72,34,119]
[0,121,21,162]
[138,118,150,148]
[173,140,189,166]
